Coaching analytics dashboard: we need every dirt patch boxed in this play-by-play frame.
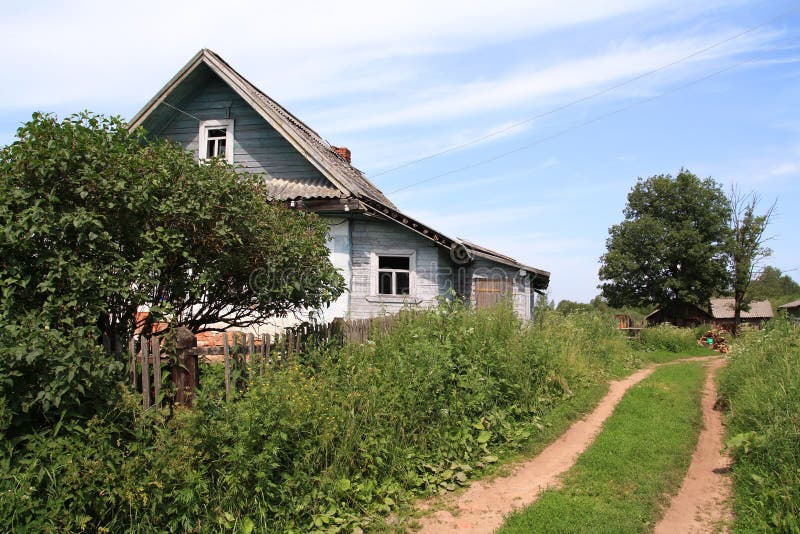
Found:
[411,366,658,534]
[654,358,733,534]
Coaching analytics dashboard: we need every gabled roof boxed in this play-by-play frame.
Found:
[778,299,800,310]
[129,49,396,209]
[710,298,773,319]
[644,302,712,321]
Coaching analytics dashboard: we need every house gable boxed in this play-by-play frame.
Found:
[130,49,396,206]
[142,65,342,200]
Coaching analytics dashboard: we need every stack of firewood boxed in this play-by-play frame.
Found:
[698,328,729,353]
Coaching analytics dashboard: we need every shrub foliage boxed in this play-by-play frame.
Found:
[0,112,343,429]
[0,303,635,532]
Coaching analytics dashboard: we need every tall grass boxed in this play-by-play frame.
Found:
[0,302,638,532]
[718,318,800,532]
[636,324,700,353]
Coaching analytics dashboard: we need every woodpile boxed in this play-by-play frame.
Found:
[698,328,729,353]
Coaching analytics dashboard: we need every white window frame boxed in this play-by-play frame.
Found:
[199,119,234,164]
[370,249,416,298]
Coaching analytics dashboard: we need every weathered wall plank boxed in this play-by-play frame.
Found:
[155,74,335,193]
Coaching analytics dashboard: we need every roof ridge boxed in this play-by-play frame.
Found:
[202,49,396,209]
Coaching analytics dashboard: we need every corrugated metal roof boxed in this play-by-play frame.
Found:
[778,299,800,309]
[263,179,343,201]
[710,298,773,319]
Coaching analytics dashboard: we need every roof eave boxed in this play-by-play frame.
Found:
[361,197,550,289]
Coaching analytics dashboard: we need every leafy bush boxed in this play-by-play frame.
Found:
[636,324,698,353]
[0,302,635,532]
[0,112,343,433]
[719,318,800,532]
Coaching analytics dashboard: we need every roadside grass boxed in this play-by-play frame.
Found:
[498,362,706,534]
[718,318,800,532]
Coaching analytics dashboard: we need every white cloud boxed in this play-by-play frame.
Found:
[309,29,777,134]
[0,0,733,112]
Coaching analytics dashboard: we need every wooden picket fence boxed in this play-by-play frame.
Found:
[130,314,408,409]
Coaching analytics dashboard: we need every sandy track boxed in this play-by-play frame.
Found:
[654,358,733,533]
[413,366,658,533]
[411,356,724,534]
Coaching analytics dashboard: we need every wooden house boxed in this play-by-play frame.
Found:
[129,49,549,325]
[778,299,800,321]
[646,298,774,330]
[709,298,773,329]
[645,302,713,327]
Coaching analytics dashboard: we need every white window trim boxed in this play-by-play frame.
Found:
[369,249,416,299]
[199,119,234,164]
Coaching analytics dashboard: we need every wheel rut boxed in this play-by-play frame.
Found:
[410,355,725,534]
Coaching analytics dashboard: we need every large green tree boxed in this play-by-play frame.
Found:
[599,169,731,310]
[0,112,344,425]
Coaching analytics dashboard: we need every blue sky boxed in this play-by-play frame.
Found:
[1,0,798,303]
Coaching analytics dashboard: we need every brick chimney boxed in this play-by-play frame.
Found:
[332,146,351,163]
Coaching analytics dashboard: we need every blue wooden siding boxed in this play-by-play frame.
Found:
[155,75,333,187]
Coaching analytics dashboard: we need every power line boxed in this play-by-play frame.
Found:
[373,5,800,180]
[388,39,797,195]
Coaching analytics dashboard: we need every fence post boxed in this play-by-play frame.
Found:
[223,332,231,402]
[129,336,137,388]
[248,333,255,370]
[141,336,151,409]
[152,336,161,407]
[173,327,198,408]
[261,334,269,376]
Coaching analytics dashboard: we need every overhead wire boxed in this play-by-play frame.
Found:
[387,36,799,195]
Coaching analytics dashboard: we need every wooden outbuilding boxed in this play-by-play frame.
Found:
[778,299,800,322]
[710,298,773,329]
[645,302,713,327]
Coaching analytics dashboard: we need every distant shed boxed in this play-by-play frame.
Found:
[710,298,773,329]
[645,302,713,327]
[778,299,800,321]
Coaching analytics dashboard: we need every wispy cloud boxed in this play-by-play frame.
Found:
[0,0,686,111]
[311,29,778,135]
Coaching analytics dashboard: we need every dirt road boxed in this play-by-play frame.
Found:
[412,356,727,534]
[414,367,656,533]
[654,358,733,533]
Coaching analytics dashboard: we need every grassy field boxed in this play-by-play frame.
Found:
[718,318,800,532]
[499,362,706,534]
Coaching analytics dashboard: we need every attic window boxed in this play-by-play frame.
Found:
[199,119,234,163]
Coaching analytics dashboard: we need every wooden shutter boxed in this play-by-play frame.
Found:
[474,278,512,309]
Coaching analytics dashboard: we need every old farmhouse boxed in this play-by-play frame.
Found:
[129,49,549,325]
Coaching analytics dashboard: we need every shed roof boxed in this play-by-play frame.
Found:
[710,298,773,319]
[644,302,712,321]
[778,299,800,310]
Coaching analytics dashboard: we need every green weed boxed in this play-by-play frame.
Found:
[718,318,800,532]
